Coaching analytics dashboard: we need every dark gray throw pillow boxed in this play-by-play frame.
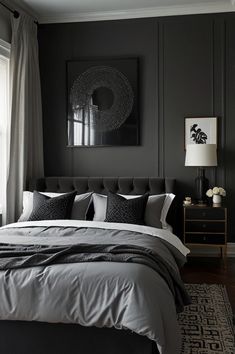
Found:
[28,191,77,221]
[144,194,166,228]
[105,192,149,225]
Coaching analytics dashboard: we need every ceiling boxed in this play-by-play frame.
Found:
[8,0,235,23]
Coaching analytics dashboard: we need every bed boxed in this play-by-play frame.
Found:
[0,177,190,354]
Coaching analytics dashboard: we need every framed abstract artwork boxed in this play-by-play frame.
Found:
[67,57,139,147]
[185,117,217,148]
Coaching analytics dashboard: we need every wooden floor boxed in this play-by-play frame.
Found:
[180,256,235,315]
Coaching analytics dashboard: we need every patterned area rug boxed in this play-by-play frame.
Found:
[178,284,235,353]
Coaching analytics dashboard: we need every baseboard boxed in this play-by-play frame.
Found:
[188,243,235,257]
[227,243,235,256]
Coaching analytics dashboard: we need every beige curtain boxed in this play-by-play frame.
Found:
[5,13,44,224]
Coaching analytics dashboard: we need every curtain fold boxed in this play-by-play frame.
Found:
[4,13,44,224]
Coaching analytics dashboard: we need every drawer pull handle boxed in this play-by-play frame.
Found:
[202,212,206,217]
[202,224,206,228]
[203,236,206,241]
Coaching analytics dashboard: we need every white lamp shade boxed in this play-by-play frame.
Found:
[185,144,217,167]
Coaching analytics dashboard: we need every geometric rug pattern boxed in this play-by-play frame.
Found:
[178,284,235,353]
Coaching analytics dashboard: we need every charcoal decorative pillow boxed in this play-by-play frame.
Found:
[104,192,149,225]
[28,191,77,221]
[18,191,92,222]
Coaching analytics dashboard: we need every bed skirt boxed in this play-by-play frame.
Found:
[0,320,159,354]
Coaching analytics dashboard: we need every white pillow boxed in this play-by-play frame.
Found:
[18,191,35,221]
[92,193,107,221]
[92,193,175,229]
[18,191,93,222]
[160,193,175,230]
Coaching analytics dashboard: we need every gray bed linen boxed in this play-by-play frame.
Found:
[0,224,189,354]
[0,241,190,313]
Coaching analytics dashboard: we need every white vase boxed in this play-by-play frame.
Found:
[213,194,222,205]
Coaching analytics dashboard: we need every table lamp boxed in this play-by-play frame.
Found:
[185,144,217,204]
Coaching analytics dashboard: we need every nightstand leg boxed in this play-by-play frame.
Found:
[221,246,228,270]
[221,246,227,259]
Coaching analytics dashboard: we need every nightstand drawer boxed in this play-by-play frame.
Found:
[183,205,227,257]
[185,221,225,233]
[185,208,225,220]
[185,233,225,244]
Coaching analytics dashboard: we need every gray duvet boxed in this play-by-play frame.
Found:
[0,220,190,354]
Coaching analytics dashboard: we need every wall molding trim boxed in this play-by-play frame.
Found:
[37,2,235,24]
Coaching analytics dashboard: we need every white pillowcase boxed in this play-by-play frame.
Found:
[160,193,175,230]
[18,191,93,222]
[92,193,108,222]
[92,193,175,229]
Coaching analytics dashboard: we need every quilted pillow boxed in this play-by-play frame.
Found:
[18,191,92,221]
[104,192,149,225]
[122,193,175,230]
[121,194,166,229]
[28,191,77,221]
[92,192,174,229]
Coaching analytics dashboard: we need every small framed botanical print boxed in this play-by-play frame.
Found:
[185,117,217,148]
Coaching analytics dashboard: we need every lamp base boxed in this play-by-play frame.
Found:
[195,167,209,203]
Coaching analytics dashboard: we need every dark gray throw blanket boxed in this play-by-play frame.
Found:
[0,242,190,312]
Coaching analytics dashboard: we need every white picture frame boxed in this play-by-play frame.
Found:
[185,117,217,149]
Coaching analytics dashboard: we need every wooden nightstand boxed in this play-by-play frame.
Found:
[183,205,227,258]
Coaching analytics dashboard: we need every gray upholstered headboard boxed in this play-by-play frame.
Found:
[28,177,175,195]
[27,176,177,232]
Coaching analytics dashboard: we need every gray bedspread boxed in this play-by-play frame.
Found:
[0,221,190,354]
[0,241,190,313]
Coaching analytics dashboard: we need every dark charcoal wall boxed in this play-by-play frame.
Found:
[38,13,235,241]
[0,6,11,43]
[39,19,158,178]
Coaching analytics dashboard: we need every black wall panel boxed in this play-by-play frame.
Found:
[38,13,235,241]
[161,17,214,191]
[39,19,158,178]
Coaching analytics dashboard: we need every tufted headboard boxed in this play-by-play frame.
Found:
[28,177,175,195]
[27,176,177,232]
